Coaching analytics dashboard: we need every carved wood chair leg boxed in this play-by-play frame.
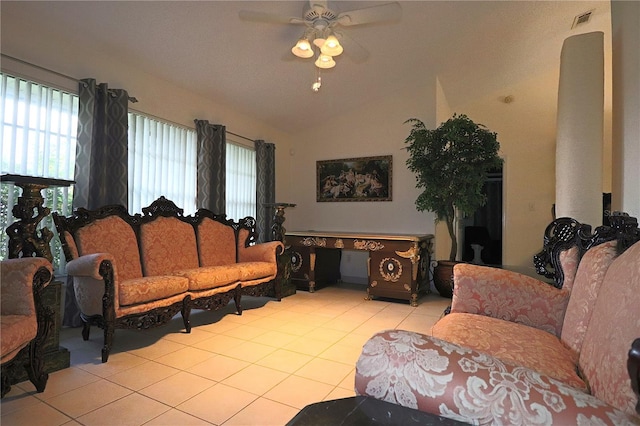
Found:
[235,284,242,315]
[25,341,48,393]
[81,321,91,341]
[182,296,192,333]
[101,324,114,363]
[1,366,11,398]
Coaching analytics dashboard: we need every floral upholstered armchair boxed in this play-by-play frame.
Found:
[1,257,53,397]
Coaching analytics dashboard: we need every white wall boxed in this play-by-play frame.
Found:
[450,71,559,266]
[286,82,438,235]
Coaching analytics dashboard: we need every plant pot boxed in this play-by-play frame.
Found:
[433,260,463,298]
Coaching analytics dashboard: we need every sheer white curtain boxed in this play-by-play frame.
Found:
[0,72,77,269]
[226,140,256,220]
[128,112,197,214]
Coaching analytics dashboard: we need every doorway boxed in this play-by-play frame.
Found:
[460,167,503,266]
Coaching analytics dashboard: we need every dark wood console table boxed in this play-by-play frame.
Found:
[286,231,434,306]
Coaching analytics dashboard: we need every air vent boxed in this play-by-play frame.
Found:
[572,10,594,29]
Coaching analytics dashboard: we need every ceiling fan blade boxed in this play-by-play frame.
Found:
[334,31,370,63]
[238,10,305,25]
[336,2,402,26]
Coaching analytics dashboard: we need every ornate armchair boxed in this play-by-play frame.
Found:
[1,257,54,397]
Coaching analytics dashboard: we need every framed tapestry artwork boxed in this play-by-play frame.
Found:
[317,155,392,202]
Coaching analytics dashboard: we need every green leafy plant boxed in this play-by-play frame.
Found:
[405,114,503,261]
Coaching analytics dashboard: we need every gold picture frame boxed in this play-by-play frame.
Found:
[317,155,392,202]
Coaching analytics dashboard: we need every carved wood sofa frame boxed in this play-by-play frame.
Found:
[53,197,283,362]
[533,213,635,288]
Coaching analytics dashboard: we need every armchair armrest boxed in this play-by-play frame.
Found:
[355,330,636,425]
[238,241,284,263]
[451,263,570,336]
[1,258,53,317]
[66,253,117,317]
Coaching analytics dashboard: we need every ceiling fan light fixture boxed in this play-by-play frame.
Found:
[313,37,326,48]
[315,54,336,69]
[292,37,314,58]
[320,35,343,56]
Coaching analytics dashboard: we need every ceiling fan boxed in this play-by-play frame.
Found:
[239,1,401,90]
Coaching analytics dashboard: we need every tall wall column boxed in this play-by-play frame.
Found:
[556,32,604,226]
[611,1,640,217]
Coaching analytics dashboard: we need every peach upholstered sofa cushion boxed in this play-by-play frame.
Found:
[140,216,199,276]
[118,275,189,306]
[560,240,618,359]
[431,312,586,390]
[578,240,640,418]
[197,217,237,267]
[449,263,570,336]
[558,245,580,290]
[74,215,143,282]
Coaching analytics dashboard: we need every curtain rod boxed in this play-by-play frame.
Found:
[227,131,255,143]
[2,54,256,143]
[2,53,137,102]
[2,53,80,83]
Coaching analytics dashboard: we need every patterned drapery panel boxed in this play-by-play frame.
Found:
[255,140,276,243]
[66,78,130,327]
[195,120,226,214]
[74,79,129,210]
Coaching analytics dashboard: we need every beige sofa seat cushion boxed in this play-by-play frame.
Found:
[119,275,189,306]
[176,266,243,291]
[431,312,586,391]
[238,261,277,281]
[140,216,199,276]
[75,215,143,282]
[197,217,237,267]
[578,240,640,417]
[0,314,37,363]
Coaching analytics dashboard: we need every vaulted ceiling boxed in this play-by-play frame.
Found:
[1,1,611,134]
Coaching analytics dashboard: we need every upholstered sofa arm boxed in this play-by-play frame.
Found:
[238,241,284,263]
[1,258,53,317]
[66,253,114,280]
[451,263,570,336]
[66,254,117,316]
[355,330,636,425]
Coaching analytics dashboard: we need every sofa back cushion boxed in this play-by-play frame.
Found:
[197,217,237,267]
[140,216,199,276]
[74,215,143,282]
[560,240,618,358]
[578,240,640,416]
[237,228,250,255]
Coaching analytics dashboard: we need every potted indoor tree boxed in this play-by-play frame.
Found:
[404,114,502,297]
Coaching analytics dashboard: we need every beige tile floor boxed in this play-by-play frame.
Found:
[1,283,451,426]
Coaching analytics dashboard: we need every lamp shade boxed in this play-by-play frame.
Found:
[315,54,336,69]
[320,35,343,56]
[292,38,314,58]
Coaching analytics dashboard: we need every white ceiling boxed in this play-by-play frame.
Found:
[1,1,611,134]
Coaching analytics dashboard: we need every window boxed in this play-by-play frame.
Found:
[226,140,256,220]
[0,72,78,270]
[128,112,197,214]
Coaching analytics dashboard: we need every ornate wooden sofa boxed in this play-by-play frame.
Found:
[53,197,283,362]
[355,216,640,424]
[1,257,54,397]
